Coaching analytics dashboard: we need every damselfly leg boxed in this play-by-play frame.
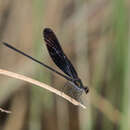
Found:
[61,81,83,101]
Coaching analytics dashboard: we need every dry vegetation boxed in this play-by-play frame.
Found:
[0,0,129,130]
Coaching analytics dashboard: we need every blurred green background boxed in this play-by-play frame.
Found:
[0,0,129,130]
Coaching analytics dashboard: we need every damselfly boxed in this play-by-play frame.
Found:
[1,28,89,99]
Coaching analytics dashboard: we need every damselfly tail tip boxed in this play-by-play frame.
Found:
[0,40,7,46]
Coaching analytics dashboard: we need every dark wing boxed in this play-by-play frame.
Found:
[43,28,78,79]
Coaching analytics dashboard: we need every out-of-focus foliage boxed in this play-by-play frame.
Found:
[0,0,129,130]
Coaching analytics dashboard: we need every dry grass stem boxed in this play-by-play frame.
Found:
[0,69,86,109]
[0,108,11,114]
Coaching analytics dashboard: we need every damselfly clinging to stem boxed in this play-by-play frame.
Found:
[0,28,89,99]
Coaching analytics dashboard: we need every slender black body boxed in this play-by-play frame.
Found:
[0,28,89,95]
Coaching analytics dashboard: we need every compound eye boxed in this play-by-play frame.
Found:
[84,87,89,94]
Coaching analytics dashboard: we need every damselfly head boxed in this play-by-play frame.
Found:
[84,87,89,94]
